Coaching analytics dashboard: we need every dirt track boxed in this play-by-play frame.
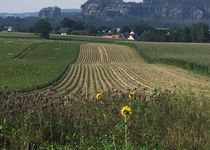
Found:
[51,43,210,96]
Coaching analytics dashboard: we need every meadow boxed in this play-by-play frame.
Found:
[0,38,35,59]
[135,42,210,75]
[0,39,80,91]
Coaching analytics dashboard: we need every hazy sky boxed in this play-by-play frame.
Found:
[1,0,143,13]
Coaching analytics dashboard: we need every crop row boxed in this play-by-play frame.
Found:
[41,43,210,97]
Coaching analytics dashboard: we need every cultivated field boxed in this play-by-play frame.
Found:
[48,43,210,97]
[1,38,210,149]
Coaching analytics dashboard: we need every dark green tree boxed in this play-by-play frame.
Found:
[120,26,131,33]
[60,17,85,31]
[191,22,209,42]
[142,29,168,42]
[86,25,98,35]
[132,21,152,36]
[0,25,4,31]
[180,27,192,42]
[111,27,117,34]
[34,19,52,38]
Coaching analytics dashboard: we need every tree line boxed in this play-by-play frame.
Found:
[31,19,210,42]
[142,23,210,43]
[0,16,209,42]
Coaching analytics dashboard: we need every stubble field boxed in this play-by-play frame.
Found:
[47,43,210,97]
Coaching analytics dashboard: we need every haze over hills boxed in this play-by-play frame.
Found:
[0,9,81,18]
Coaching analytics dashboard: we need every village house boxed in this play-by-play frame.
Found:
[58,27,69,36]
[4,26,13,32]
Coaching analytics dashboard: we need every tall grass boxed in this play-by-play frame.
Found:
[0,89,209,149]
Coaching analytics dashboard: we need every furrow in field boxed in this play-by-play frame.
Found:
[71,65,86,94]
[88,66,96,94]
[15,42,41,59]
[53,65,75,89]
[120,64,162,87]
[100,65,125,90]
[109,67,132,90]
[92,65,102,92]
[97,65,112,89]
[94,65,105,91]
[112,65,140,89]
[54,65,77,91]
[81,66,90,96]
[48,43,210,97]
[58,64,82,95]
[116,65,152,89]
[101,45,109,63]
[96,64,108,91]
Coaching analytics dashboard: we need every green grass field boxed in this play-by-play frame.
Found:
[0,32,39,39]
[135,42,210,75]
[0,38,36,59]
[0,39,80,91]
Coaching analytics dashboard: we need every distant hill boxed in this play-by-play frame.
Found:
[61,9,81,13]
[0,12,38,18]
[0,9,81,18]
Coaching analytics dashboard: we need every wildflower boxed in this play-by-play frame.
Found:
[120,105,132,117]
[96,92,102,100]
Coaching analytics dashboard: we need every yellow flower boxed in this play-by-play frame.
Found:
[96,92,102,100]
[120,105,132,117]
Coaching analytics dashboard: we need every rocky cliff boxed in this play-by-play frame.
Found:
[81,0,210,26]
[39,6,61,19]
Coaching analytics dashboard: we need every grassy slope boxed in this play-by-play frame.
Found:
[0,40,80,91]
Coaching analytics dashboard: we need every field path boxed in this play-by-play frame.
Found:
[50,43,210,96]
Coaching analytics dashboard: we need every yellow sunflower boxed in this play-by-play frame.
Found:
[96,92,102,100]
[120,105,132,117]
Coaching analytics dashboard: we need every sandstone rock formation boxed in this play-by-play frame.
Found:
[39,6,61,19]
[81,0,210,25]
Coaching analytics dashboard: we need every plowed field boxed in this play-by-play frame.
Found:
[50,43,210,96]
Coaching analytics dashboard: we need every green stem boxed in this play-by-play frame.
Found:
[125,116,128,150]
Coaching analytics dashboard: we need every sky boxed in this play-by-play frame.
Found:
[1,0,143,13]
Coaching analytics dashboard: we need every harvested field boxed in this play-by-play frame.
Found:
[50,43,210,97]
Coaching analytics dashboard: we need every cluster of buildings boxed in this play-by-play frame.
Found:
[102,31,138,41]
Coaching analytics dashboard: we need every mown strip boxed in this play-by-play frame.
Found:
[14,42,41,59]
